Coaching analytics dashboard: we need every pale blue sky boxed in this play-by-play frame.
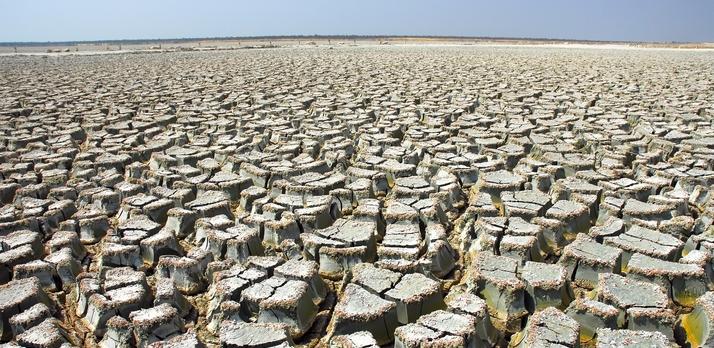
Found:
[1,0,712,43]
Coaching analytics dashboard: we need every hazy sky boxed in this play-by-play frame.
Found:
[1,0,712,43]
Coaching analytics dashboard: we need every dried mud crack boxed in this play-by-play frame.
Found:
[0,45,713,347]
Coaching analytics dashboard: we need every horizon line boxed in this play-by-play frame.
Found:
[1,34,710,47]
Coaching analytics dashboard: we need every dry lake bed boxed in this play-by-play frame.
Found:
[1,44,713,347]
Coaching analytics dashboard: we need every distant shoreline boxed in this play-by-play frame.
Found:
[1,37,713,56]
[1,35,713,49]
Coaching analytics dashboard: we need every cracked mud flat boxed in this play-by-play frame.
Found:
[0,44,713,347]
